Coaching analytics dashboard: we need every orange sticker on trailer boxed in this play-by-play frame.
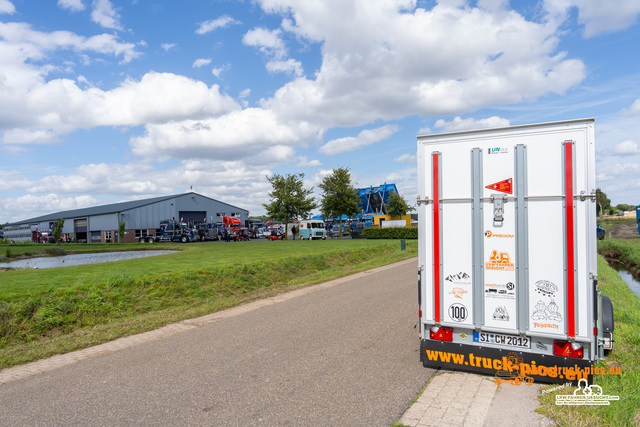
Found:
[485,178,513,194]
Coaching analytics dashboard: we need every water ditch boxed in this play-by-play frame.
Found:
[0,250,178,270]
[607,258,640,299]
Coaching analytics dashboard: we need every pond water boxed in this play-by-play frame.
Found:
[614,268,640,299]
[0,250,178,270]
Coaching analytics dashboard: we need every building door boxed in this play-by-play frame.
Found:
[179,211,207,224]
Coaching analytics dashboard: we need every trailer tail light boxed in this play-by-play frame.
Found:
[553,340,584,359]
[430,326,453,342]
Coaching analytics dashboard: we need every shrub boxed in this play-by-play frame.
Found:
[362,226,418,239]
[43,247,68,256]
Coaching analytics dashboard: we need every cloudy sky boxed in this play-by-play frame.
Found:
[1,0,640,223]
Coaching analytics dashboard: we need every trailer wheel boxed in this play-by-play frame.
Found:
[139,237,146,243]
[147,236,155,243]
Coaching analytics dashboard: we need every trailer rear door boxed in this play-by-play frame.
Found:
[417,119,597,382]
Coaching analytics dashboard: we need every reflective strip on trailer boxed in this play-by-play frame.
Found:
[432,152,441,323]
[564,141,576,338]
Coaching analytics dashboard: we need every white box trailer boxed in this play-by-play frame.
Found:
[417,119,614,384]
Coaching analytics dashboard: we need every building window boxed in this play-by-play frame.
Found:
[134,229,148,239]
[104,231,112,243]
[216,212,226,218]
[231,212,241,217]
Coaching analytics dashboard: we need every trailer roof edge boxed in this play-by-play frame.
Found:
[417,118,594,141]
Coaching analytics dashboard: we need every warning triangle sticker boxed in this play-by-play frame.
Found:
[485,178,513,194]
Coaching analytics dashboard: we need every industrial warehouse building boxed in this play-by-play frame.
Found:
[4,192,249,243]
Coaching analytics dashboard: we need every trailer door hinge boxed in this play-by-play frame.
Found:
[491,194,507,226]
[581,190,597,202]
[417,196,431,206]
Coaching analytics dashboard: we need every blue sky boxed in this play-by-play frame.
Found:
[1,0,640,223]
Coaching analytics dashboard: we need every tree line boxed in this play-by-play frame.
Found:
[596,189,636,216]
[262,167,412,238]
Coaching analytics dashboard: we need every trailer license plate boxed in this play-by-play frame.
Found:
[473,331,530,349]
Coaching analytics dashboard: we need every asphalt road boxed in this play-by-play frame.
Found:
[0,258,434,425]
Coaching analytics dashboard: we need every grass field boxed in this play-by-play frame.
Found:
[0,239,417,368]
[538,240,640,426]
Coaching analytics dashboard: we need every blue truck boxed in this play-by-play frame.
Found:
[146,219,197,243]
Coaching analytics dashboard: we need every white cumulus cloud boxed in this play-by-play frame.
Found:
[543,0,640,37]
[196,16,240,35]
[434,116,511,133]
[193,58,212,68]
[613,140,640,155]
[319,125,400,155]
[91,0,122,31]
[0,0,15,14]
[260,1,585,129]
[58,0,84,12]
[395,153,416,164]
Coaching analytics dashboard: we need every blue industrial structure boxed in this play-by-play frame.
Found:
[358,183,398,215]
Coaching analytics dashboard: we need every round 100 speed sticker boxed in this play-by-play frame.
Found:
[449,303,467,322]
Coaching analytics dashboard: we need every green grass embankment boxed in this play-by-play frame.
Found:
[0,240,416,368]
[538,240,640,426]
[597,238,640,277]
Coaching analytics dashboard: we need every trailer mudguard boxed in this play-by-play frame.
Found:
[601,295,614,333]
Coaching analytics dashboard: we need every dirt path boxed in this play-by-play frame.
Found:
[606,221,639,239]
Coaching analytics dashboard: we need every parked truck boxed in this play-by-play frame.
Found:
[145,219,197,243]
[223,216,244,233]
[196,223,221,241]
[416,119,613,384]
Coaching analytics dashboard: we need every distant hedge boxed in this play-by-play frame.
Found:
[362,226,418,239]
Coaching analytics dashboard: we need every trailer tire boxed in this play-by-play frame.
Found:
[147,236,155,243]
[602,295,614,355]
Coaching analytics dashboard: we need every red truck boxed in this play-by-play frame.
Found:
[222,216,243,233]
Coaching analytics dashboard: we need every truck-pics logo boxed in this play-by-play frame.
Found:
[485,230,514,238]
[485,178,512,194]
[485,250,515,271]
[494,352,534,386]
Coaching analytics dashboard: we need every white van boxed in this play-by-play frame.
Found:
[298,220,327,240]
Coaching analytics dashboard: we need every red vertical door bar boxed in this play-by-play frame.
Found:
[432,152,441,323]
[564,141,575,338]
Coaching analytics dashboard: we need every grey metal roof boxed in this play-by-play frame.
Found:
[8,192,247,225]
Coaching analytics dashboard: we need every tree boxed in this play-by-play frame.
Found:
[319,167,361,239]
[52,217,65,243]
[615,203,634,213]
[263,173,316,237]
[386,191,414,217]
[596,189,611,217]
[118,221,126,243]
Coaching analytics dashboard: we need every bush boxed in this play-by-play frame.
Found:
[362,226,418,239]
[43,247,68,256]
